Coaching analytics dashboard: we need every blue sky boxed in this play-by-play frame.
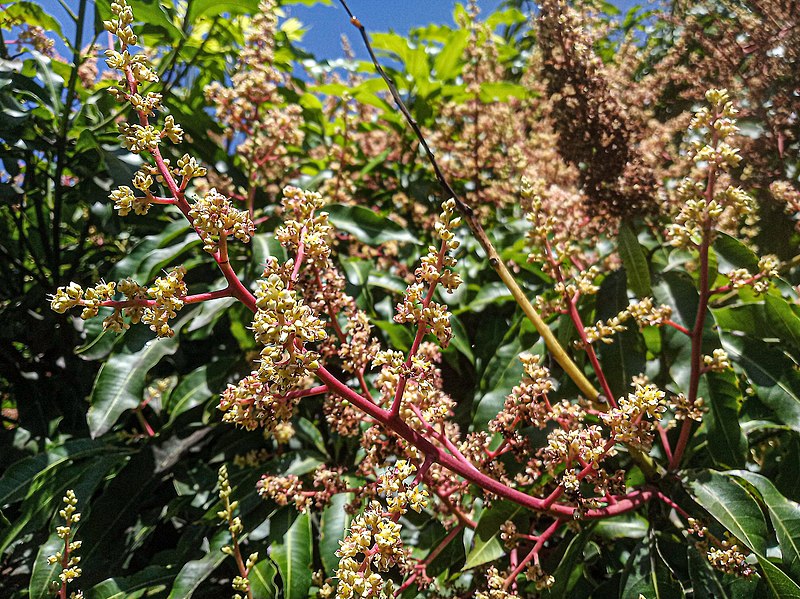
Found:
[35,0,647,60]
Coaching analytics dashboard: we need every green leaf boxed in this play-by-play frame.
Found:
[732,471,800,580]
[620,537,684,599]
[721,334,800,432]
[594,513,649,541]
[687,470,768,555]
[87,566,176,599]
[433,29,469,79]
[188,0,260,21]
[320,493,353,575]
[0,438,112,506]
[758,556,800,599]
[618,222,652,297]
[250,559,279,599]
[714,233,760,272]
[28,533,63,599]
[167,528,230,599]
[705,371,747,468]
[764,295,800,356]
[463,501,521,570]
[325,204,419,245]
[272,511,313,599]
[2,2,64,38]
[87,326,180,437]
[542,526,595,598]
[478,81,527,102]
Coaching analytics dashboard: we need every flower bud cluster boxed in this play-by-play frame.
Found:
[189,188,255,253]
[667,90,756,249]
[141,266,187,337]
[219,373,298,432]
[109,185,152,216]
[51,267,186,338]
[205,0,304,189]
[703,348,731,373]
[475,566,518,599]
[47,490,82,591]
[252,260,327,396]
[773,180,800,233]
[724,254,779,295]
[257,474,309,511]
[688,518,754,578]
[491,354,554,434]
[335,461,425,599]
[376,460,429,516]
[276,187,332,269]
[217,465,257,599]
[581,297,672,345]
[51,281,115,320]
[525,563,556,591]
[601,383,668,451]
[394,200,462,347]
[542,425,608,474]
[670,392,705,422]
[102,0,136,46]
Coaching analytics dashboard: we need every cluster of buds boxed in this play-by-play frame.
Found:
[189,188,255,253]
[491,354,554,434]
[772,180,800,233]
[218,373,298,433]
[581,297,672,346]
[51,267,187,338]
[667,90,756,249]
[687,518,755,578]
[217,465,258,599]
[670,392,705,422]
[258,466,349,513]
[51,281,115,320]
[376,460,429,516]
[47,490,82,596]
[205,0,304,190]
[141,266,187,337]
[525,563,556,591]
[703,348,731,373]
[109,185,151,216]
[475,566,518,599]
[543,425,608,473]
[394,200,462,346]
[724,255,780,295]
[601,383,668,451]
[524,179,564,269]
[335,461,427,599]
[275,187,332,270]
[252,262,327,394]
[257,474,308,511]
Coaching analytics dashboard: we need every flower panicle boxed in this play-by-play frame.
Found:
[394,199,463,348]
[47,490,83,596]
[50,266,187,338]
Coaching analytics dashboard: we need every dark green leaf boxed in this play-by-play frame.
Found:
[618,222,652,297]
[320,494,353,575]
[706,371,746,468]
[325,204,419,245]
[687,470,768,555]
[463,501,521,570]
[272,511,313,599]
[88,326,180,437]
[732,471,800,580]
[721,334,800,432]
